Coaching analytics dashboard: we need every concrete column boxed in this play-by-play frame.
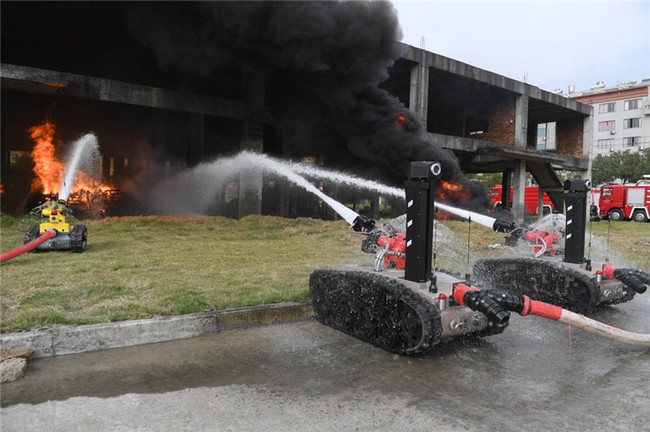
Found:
[238,121,264,217]
[511,159,527,223]
[409,57,430,131]
[514,95,529,149]
[537,189,544,219]
[501,170,512,211]
[188,113,204,167]
[583,108,594,181]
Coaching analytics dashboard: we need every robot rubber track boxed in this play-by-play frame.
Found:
[472,257,636,313]
[310,269,443,355]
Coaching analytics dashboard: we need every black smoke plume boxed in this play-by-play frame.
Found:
[125,1,462,183]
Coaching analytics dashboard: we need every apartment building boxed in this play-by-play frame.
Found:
[568,80,650,157]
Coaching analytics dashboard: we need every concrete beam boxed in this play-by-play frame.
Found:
[1,63,248,119]
[401,45,592,116]
[431,133,590,170]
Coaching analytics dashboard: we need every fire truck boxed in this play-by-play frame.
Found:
[599,178,650,222]
[489,185,554,215]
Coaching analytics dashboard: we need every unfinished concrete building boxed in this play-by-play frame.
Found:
[384,47,592,219]
[1,2,591,221]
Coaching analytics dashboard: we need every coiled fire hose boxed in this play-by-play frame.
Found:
[0,229,57,263]
[453,283,650,347]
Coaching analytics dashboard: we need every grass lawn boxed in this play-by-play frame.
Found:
[1,214,363,333]
[1,213,648,333]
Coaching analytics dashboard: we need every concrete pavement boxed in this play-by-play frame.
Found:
[2,315,649,431]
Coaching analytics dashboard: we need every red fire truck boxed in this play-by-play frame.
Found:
[488,185,554,215]
[599,179,650,222]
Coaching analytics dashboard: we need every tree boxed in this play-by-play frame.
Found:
[592,149,650,185]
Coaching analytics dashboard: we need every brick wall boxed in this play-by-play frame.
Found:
[556,118,584,158]
[466,96,516,145]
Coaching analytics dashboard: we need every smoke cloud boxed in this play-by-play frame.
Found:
[125,1,462,183]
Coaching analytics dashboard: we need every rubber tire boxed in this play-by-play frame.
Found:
[609,209,624,221]
[632,211,648,222]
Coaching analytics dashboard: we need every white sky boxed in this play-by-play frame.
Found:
[391,0,650,93]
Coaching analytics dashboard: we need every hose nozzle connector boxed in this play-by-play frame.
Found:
[453,283,510,329]
[483,289,527,314]
[603,264,649,294]
[614,269,648,294]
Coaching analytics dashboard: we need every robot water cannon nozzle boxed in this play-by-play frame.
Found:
[492,218,563,256]
[31,197,72,218]
[492,219,517,233]
[602,264,650,294]
[351,215,376,234]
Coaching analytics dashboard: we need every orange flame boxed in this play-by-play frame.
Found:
[395,114,406,128]
[437,180,472,200]
[28,119,63,195]
[436,181,476,220]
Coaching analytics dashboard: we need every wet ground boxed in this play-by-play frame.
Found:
[2,293,649,431]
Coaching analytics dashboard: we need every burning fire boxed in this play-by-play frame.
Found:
[435,180,482,220]
[395,114,407,128]
[29,119,64,195]
[28,119,115,216]
[437,180,473,201]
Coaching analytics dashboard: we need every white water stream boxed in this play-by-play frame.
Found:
[244,152,360,225]
[58,133,100,201]
[434,201,498,230]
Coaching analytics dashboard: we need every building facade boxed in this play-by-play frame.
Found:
[568,80,650,157]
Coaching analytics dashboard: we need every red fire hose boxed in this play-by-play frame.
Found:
[453,283,650,347]
[0,229,57,263]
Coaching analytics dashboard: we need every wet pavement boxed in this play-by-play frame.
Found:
[2,293,649,432]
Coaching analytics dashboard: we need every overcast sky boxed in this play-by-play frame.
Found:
[391,0,650,94]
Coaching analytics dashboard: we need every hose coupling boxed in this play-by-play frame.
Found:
[462,290,510,329]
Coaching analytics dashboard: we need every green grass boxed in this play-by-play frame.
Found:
[1,214,362,333]
[585,219,650,270]
[1,213,648,333]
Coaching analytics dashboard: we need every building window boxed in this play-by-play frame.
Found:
[623,117,641,129]
[536,122,556,150]
[597,138,615,149]
[623,136,642,146]
[599,102,616,113]
[624,99,641,110]
[598,120,615,131]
